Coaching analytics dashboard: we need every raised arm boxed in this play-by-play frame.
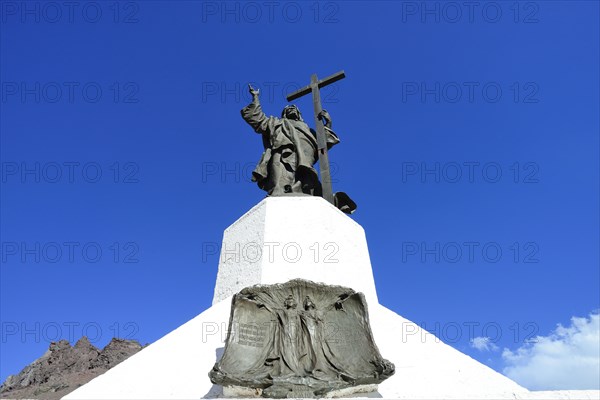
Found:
[241,84,270,134]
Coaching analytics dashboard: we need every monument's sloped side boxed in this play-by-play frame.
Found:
[213,197,379,306]
[370,304,528,399]
[64,299,543,399]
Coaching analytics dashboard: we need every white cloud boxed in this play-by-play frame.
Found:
[470,336,499,352]
[502,311,600,390]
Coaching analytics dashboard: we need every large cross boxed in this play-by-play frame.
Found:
[286,70,345,205]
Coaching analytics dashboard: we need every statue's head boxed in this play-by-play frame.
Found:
[282,105,302,121]
[304,296,315,310]
[284,294,297,309]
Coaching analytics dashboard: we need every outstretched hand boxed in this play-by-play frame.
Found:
[248,84,260,97]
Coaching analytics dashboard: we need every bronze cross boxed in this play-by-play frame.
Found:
[286,70,345,205]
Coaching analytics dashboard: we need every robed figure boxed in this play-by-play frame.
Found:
[209,279,395,398]
[241,85,341,197]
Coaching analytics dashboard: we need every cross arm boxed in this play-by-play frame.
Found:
[286,70,346,101]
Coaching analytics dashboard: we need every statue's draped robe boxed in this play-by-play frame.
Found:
[241,98,340,195]
[209,280,395,398]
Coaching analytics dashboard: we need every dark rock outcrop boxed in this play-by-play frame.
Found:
[0,337,144,400]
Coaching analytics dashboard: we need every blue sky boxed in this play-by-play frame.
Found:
[1,0,598,390]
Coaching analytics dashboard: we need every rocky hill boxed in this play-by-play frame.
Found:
[0,337,144,400]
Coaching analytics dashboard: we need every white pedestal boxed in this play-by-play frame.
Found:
[212,196,379,306]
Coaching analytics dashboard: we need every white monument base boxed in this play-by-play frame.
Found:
[64,298,593,400]
[63,198,599,399]
[222,384,379,398]
[63,299,529,399]
[212,196,379,306]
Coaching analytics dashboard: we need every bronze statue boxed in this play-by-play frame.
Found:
[241,71,357,214]
[242,85,339,197]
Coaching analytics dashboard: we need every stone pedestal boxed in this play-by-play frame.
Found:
[212,196,379,306]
